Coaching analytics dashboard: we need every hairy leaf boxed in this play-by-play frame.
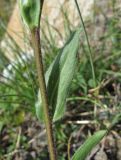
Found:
[36,28,81,122]
[71,130,107,160]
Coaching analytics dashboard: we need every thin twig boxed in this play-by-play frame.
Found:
[67,135,72,160]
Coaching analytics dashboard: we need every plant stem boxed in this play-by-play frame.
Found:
[31,27,57,160]
[74,0,96,87]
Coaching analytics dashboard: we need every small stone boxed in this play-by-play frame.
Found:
[95,149,108,160]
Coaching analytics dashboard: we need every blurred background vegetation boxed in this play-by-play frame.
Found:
[0,0,121,160]
[0,0,15,40]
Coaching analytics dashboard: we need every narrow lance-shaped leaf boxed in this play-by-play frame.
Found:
[71,130,107,160]
[36,28,81,122]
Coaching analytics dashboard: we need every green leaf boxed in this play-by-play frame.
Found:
[19,0,42,29]
[71,130,107,160]
[36,28,81,122]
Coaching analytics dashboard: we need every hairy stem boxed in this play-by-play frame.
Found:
[31,28,57,160]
